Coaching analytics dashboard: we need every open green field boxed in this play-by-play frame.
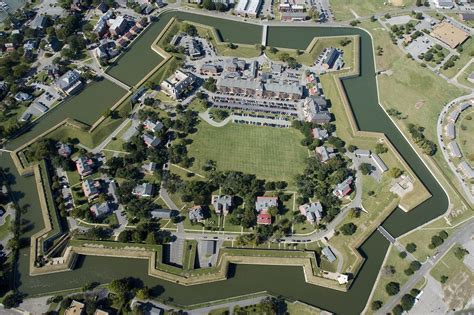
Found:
[330,0,414,21]
[187,120,308,185]
[456,62,474,89]
[430,243,473,283]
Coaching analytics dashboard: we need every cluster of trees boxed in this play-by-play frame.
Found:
[418,44,446,64]
[392,288,421,315]
[209,108,229,122]
[295,155,350,222]
[117,222,172,245]
[407,123,437,156]
[278,52,299,69]
[26,138,76,170]
[340,222,357,235]
[201,0,229,11]
[403,260,421,275]
[429,230,448,249]
[390,22,416,40]
[292,120,335,150]
[180,23,198,37]
[203,77,217,92]
[77,227,113,240]
[454,246,469,260]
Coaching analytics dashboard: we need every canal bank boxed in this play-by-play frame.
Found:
[1,11,449,315]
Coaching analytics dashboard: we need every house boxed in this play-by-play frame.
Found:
[57,143,72,157]
[189,205,204,222]
[354,149,371,158]
[212,195,232,215]
[108,16,128,36]
[371,154,388,173]
[257,212,272,225]
[312,128,328,140]
[143,134,161,148]
[30,15,49,30]
[255,196,278,212]
[142,162,157,174]
[65,300,85,315]
[322,48,344,70]
[144,119,163,132]
[82,179,101,199]
[200,64,221,76]
[315,146,335,163]
[160,70,196,100]
[430,21,470,49]
[95,40,119,60]
[56,70,83,95]
[151,209,177,219]
[300,97,331,124]
[333,176,353,198]
[132,183,153,198]
[14,92,32,102]
[90,202,111,218]
[458,161,474,179]
[19,111,32,122]
[445,123,456,140]
[76,157,95,176]
[448,141,462,158]
[299,202,323,224]
[96,2,109,14]
[322,246,336,263]
[30,102,49,115]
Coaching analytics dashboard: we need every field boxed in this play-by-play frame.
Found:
[458,109,474,163]
[329,0,414,21]
[187,120,309,185]
[456,62,474,89]
[439,38,474,79]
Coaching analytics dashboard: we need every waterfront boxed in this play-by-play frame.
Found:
[1,11,448,314]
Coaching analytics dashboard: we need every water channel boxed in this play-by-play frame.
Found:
[0,11,448,314]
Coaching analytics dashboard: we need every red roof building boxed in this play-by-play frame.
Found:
[257,212,272,225]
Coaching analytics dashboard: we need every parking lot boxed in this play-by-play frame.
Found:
[405,35,434,58]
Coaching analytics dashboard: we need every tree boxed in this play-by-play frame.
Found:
[410,260,421,271]
[440,275,448,283]
[180,23,198,36]
[268,205,279,217]
[439,230,448,239]
[136,287,150,300]
[2,293,21,308]
[454,246,469,260]
[401,294,416,311]
[399,251,407,259]
[340,222,357,235]
[392,304,404,315]
[359,163,374,175]
[385,282,400,296]
[406,243,417,253]
[430,235,444,248]
[388,167,403,178]
[109,278,131,297]
[374,143,388,154]
[371,300,383,310]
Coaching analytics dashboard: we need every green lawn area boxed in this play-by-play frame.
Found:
[456,62,474,89]
[398,222,450,261]
[439,38,474,79]
[187,120,308,186]
[0,215,11,241]
[330,0,414,21]
[103,120,132,152]
[458,109,474,163]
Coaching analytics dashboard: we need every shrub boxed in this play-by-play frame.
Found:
[399,251,407,259]
[385,282,400,296]
[371,300,383,310]
[406,243,417,253]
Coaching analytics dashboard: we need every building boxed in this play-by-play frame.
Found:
[57,143,72,157]
[312,128,328,140]
[255,196,278,212]
[333,176,353,198]
[14,92,32,102]
[30,15,49,30]
[56,70,83,95]
[132,183,153,198]
[200,64,221,76]
[257,212,272,225]
[142,162,157,174]
[171,34,204,59]
[299,202,323,224]
[300,97,331,124]
[90,202,111,218]
[281,11,307,21]
[224,58,246,72]
[235,0,262,17]
[315,146,335,163]
[460,102,472,112]
[160,70,195,100]
[95,40,119,60]
[189,205,204,222]
[65,300,85,315]
[151,209,177,219]
[449,109,461,123]
[216,78,303,100]
[322,246,336,262]
[459,13,474,21]
[76,157,94,176]
[430,22,470,49]
[82,179,101,199]
[108,16,128,36]
[322,48,344,70]
[458,161,474,179]
[448,141,462,158]
[354,149,371,158]
[96,2,109,14]
[469,72,474,84]
[433,0,454,8]
[212,195,232,215]
[144,119,163,132]
[143,134,161,148]
[445,123,456,140]
[371,154,388,173]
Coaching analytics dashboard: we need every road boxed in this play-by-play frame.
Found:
[377,218,474,314]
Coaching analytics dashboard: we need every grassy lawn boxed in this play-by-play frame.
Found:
[457,109,474,163]
[430,243,471,282]
[187,120,308,186]
[330,0,414,21]
[188,98,209,113]
[0,215,11,241]
[439,38,474,79]
[286,301,324,315]
[266,35,356,69]
[66,170,81,187]
[103,120,132,152]
[456,62,474,89]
